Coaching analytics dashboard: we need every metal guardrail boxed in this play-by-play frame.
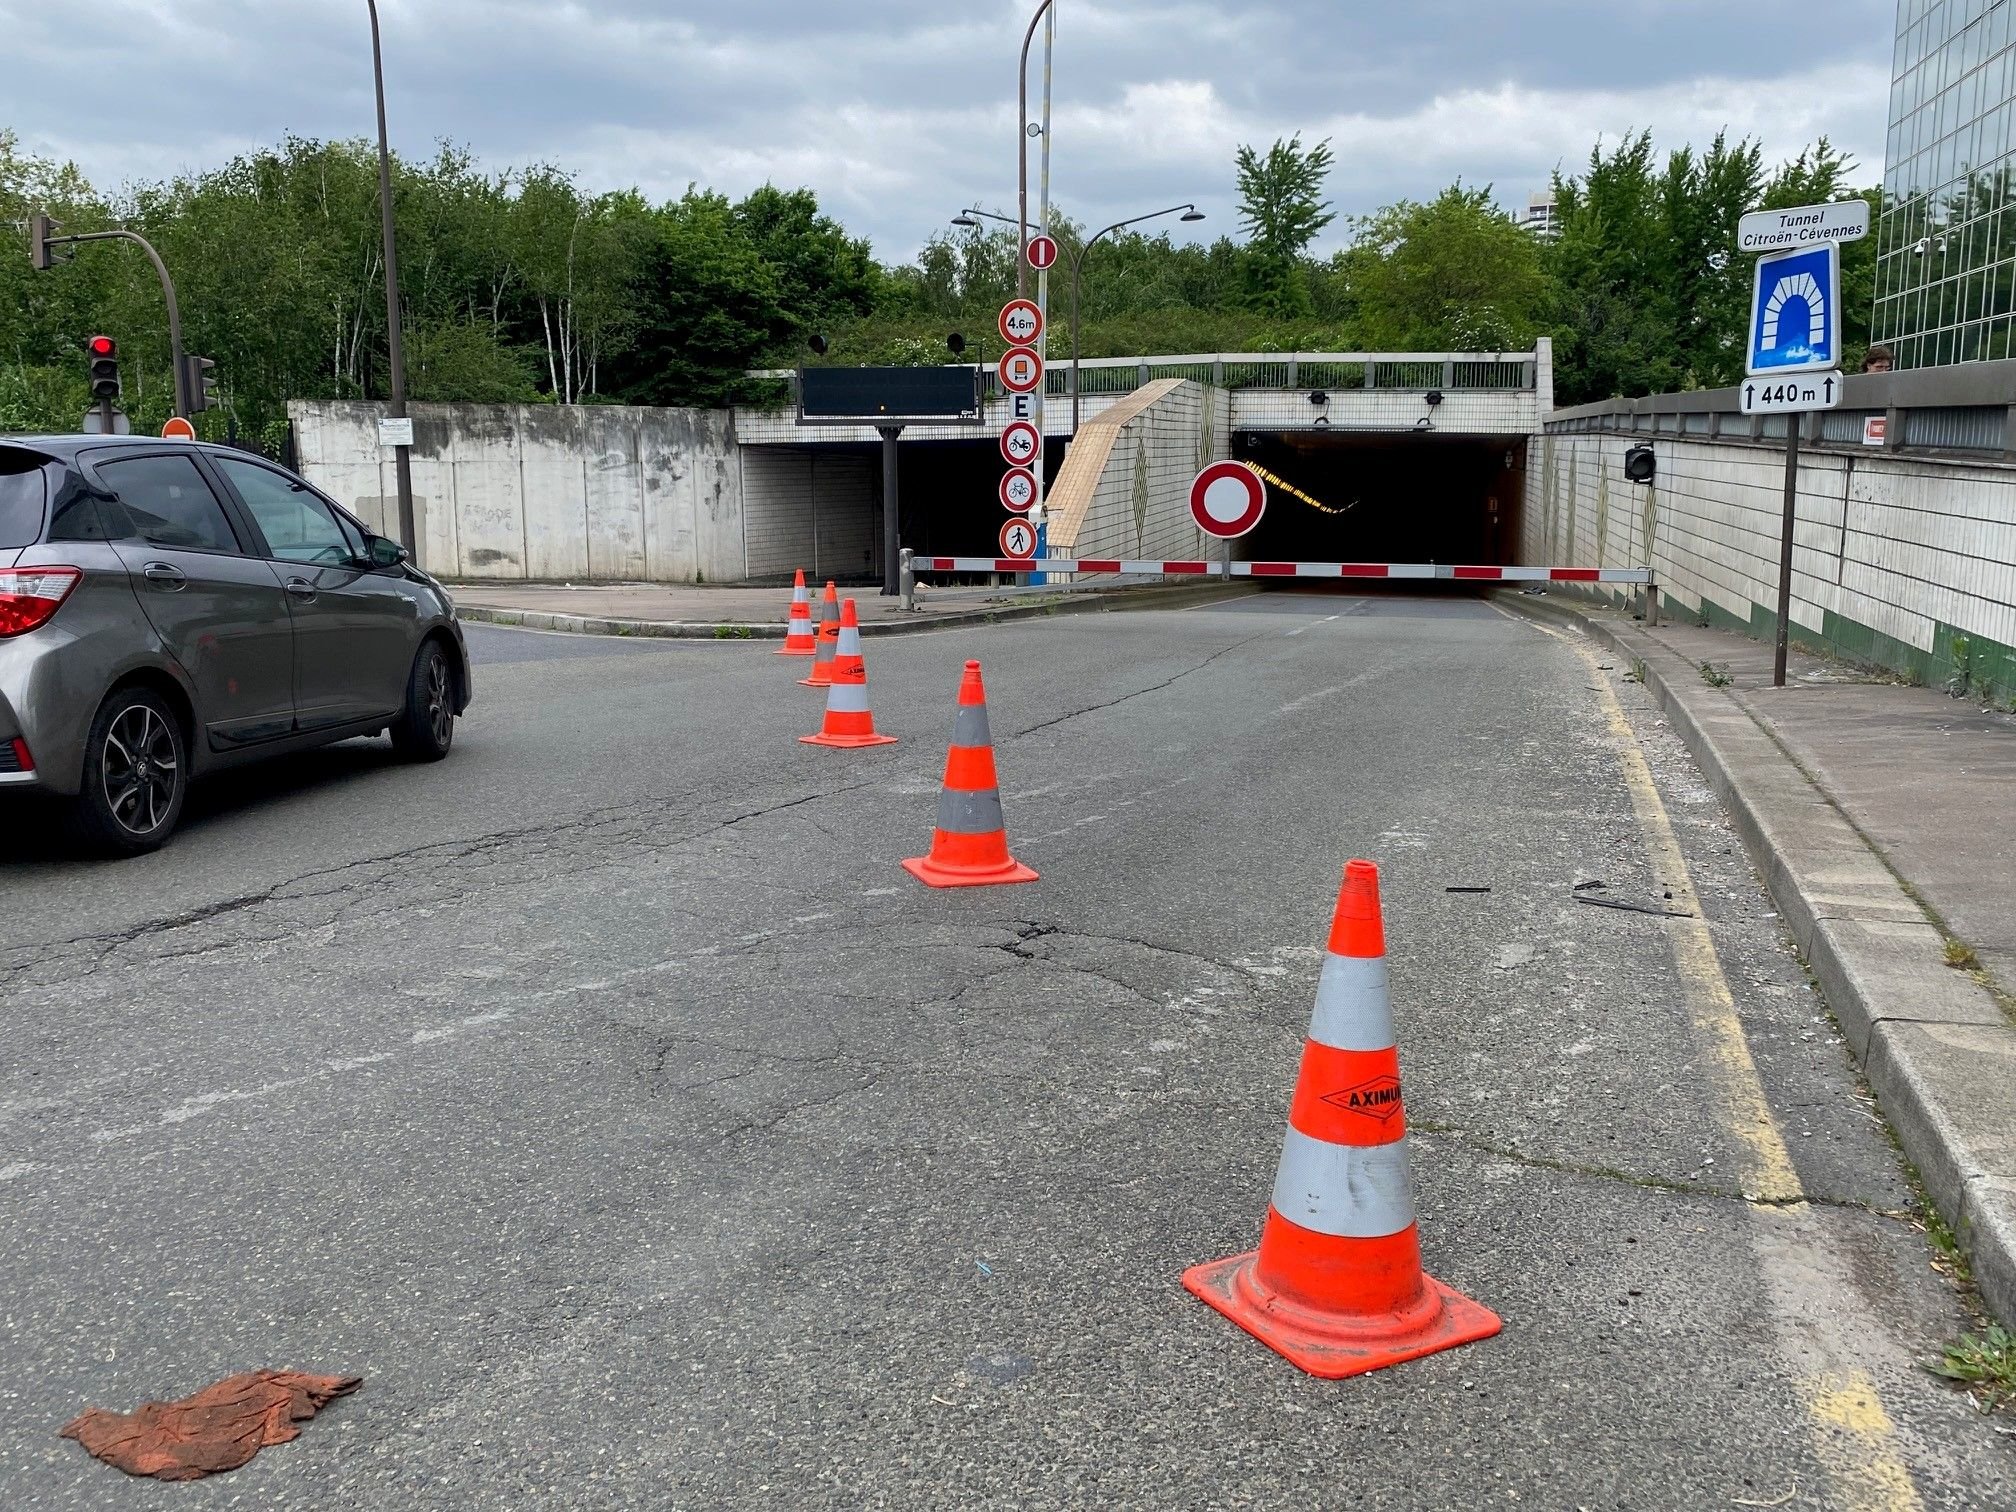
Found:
[753,351,1542,404]
[1547,358,2016,458]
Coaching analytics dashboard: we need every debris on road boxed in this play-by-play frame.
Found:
[1445,886,1492,894]
[1575,892,1696,919]
[60,1370,361,1481]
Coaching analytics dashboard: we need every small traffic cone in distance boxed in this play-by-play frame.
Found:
[902,660,1037,888]
[802,599,897,749]
[778,569,817,656]
[1182,860,1500,1379]
[799,582,842,686]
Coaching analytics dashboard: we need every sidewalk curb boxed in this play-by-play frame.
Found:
[452,582,1256,639]
[1500,590,2016,1329]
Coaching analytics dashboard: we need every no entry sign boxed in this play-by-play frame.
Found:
[999,346,1044,394]
[1026,235,1059,271]
[1000,420,1042,467]
[998,299,1043,346]
[999,468,1038,513]
[999,517,1038,559]
[1190,461,1267,539]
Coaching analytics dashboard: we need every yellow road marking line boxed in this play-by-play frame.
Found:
[1542,622,1803,1202]
[1808,1371,1925,1512]
[1502,607,1925,1512]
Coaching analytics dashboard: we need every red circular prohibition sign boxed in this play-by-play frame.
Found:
[1189,460,1268,539]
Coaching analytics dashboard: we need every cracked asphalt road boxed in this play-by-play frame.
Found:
[2,591,2011,1509]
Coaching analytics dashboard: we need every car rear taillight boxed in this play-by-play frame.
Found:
[5,738,31,772]
[0,567,82,637]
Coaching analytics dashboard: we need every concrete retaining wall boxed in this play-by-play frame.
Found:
[1528,431,2016,701]
[1046,380,1232,567]
[292,401,745,583]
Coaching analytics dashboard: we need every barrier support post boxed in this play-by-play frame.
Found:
[900,548,916,611]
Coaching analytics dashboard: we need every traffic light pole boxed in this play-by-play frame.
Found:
[44,230,189,418]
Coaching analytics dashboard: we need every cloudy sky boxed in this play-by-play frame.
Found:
[4,0,1898,259]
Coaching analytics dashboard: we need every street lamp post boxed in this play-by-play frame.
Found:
[1070,205,1204,433]
[366,0,416,557]
[1017,0,1056,300]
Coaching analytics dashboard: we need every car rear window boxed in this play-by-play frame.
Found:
[0,452,49,548]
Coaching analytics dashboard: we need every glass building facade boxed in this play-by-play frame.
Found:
[1876,0,2016,367]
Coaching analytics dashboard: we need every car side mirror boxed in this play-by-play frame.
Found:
[368,535,409,568]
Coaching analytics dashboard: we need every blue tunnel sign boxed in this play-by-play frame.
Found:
[1748,243,1840,376]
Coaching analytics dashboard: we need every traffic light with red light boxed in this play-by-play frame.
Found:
[86,336,121,401]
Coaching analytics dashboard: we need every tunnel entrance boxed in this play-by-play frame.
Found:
[1233,433,1526,566]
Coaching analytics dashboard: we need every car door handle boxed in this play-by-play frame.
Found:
[141,562,186,590]
[284,578,317,601]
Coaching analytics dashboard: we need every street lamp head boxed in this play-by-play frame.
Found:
[951,213,980,229]
[1181,208,1206,222]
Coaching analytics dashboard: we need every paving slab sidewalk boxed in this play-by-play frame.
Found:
[446,577,1247,638]
[1502,588,2016,1329]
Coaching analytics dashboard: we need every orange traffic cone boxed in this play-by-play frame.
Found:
[777,569,817,656]
[902,661,1037,888]
[802,600,897,749]
[799,582,842,687]
[1183,860,1500,1379]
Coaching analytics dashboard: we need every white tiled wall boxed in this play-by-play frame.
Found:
[1529,431,2016,656]
[740,448,878,582]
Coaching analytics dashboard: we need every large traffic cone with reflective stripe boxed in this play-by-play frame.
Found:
[902,660,1037,888]
[777,569,817,656]
[799,582,842,687]
[1183,860,1499,1379]
[802,599,897,749]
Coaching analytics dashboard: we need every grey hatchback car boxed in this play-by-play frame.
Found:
[0,435,471,855]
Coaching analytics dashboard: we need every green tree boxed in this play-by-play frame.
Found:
[1345,184,1545,351]
[1235,135,1335,318]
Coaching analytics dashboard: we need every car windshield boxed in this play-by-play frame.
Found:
[0,451,49,548]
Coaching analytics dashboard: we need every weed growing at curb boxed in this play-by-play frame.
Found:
[1625,657,1647,684]
[1926,1326,2016,1414]
[1944,939,1982,971]
[1699,661,1733,688]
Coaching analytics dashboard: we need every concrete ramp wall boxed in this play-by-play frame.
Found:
[292,400,745,583]
[1046,379,1231,567]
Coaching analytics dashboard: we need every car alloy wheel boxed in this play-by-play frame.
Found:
[101,702,180,837]
[426,652,453,747]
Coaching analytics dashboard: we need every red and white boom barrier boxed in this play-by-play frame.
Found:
[908,557,1654,584]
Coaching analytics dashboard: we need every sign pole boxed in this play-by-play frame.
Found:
[880,426,903,596]
[1773,421,1800,687]
[1028,2,1055,588]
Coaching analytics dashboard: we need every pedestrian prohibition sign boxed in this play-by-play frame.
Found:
[1000,420,1042,467]
[999,468,1038,513]
[1190,460,1267,539]
[999,346,1043,394]
[1026,235,1059,271]
[998,299,1043,346]
[999,517,1038,559]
